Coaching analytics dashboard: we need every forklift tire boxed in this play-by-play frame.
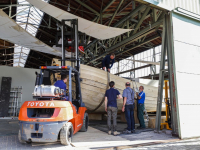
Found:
[80,113,89,132]
[18,130,25,144]
[60,122,73,146]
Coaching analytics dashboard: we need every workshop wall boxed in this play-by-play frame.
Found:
[0,66,40,106]
[172,12,200,139]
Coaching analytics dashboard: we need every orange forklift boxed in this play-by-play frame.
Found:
[18,19,88,145]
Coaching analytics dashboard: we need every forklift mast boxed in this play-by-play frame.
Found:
[58,19,85,106]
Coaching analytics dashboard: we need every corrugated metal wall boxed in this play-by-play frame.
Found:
[144,0,200,15]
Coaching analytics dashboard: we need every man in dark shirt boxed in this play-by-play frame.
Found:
[102,53,115,72]
[54,74,68,100]
[105,81,122,136]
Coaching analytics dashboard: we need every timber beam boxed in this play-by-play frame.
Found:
[115,64,151,75]
[84,5,147,52]
[75,0,100,16]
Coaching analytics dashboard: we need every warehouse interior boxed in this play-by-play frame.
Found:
[0,0,200,149]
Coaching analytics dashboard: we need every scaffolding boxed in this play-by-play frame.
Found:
[9,86,22,117]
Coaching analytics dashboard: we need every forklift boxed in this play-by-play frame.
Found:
[18,19,88,145]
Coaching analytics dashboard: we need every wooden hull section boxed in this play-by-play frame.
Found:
[52,59,165,113]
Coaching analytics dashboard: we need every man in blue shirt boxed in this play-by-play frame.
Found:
[102,53,115,72]
[136,86,146,129]
[105,81,122,136]
[122,82,135,134]
[54,74,68,100]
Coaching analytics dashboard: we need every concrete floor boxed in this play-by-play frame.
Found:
[1,119,198,150]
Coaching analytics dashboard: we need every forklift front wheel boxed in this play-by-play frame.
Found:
[80,113,89,132]
[60,122,73,145]
[18,130,25,144]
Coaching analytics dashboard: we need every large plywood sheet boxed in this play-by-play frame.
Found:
[172,12,200,139]
[0,10,68,57]
[26,0,132,40]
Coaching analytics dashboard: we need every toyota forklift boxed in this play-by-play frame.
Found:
[18,19,88,145]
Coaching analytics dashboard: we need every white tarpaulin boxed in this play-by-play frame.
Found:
[0,10,70,57]
[26,0,132,40]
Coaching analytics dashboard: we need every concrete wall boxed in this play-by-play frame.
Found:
[0,66,40,106]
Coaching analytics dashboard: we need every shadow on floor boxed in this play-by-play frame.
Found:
[89,120,153,133]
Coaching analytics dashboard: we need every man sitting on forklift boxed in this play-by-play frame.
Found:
[54,74,69,101]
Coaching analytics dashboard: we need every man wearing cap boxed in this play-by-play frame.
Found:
[105,81,122,136]
[136,86,146,129]
[122,82,135,134]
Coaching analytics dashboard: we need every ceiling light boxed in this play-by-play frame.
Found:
[67,0,70,11]
[67,4,70,12]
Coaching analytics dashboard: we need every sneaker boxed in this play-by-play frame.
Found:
[137,126,145,129]
[108,131,111,135]
[131,130,136,133]
[113,131,120,136]
[123,130,131,134]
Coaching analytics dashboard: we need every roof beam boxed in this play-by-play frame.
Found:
[102,0,116,12]
[93,34,160,67]
[0,4,31,7]
[132,7,151,34]
[115,65,151,75]
[115,35,160,56]
[86,18,163,64]
[113,4,146,27]
[75,0,100,16]
[108,0,124,26]
[84,5,147,52]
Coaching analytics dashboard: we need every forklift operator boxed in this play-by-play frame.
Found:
[54,74,69,101]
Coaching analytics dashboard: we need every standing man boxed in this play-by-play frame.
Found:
[122,82,135,134]
[136,86,146,129]
[105,81,122,136]
[54,74,68,101]
[102,53,115,72]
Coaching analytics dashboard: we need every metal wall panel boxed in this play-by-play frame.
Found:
[144,0,200,15]
[172,12,200,139]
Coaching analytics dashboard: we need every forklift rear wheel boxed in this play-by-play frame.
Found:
[80,113,89,132]
[18,130,25,143]
[60,122,73,145]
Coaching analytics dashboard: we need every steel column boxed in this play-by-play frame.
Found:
[165,13,178,136]
[155,14,167,132]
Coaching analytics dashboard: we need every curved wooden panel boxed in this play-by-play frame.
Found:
[52,59,165,112]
